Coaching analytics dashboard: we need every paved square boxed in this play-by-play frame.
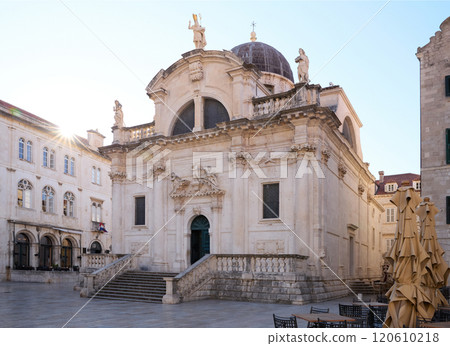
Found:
[0,281,356,328]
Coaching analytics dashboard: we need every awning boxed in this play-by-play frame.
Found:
[52,227,83,235]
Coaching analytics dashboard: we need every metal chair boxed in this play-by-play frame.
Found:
[307,307,330,328]
[273,314,298,328]
[317,319,347,328]
[368,305,388,328]
[416,317,433,328]
[339,304,368,327]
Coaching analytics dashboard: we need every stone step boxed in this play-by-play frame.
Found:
[91,270,178,304]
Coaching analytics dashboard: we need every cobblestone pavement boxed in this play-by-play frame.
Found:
[0,281,358,328]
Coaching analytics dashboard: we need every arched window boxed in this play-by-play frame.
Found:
[90,241,102,254]
[18,179,33,208]
[172,101,195,135]
[63,191,75,217]
[39,236,53,268]
[43,147,48,167]
[14,233,30,269]
[19,138,24,159]
[26,141,32,162]
[203,98,230,129]
[61,238,72,269]
[42,186,55,213]
[64,155,69,174]
[91,166,96,183]
[342,117,355,150]
[91,202,102,222]
[49,150,55,169]
[70,157,75,176]
[97,168,101,185]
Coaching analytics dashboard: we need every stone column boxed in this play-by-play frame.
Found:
[109,171,127,254]
[174,204,185,272]
[210,201,222,254]
[193,95,204,132]
[232,156,245,254]
[152,173,166,270]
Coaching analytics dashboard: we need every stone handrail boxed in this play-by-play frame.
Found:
[81,253,121,269]
[252,84,320,117]
[80,254,135,297]
[127,123,155,141]
[163,254,307,304]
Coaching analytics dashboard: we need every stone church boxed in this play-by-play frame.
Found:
[99,20,383,303]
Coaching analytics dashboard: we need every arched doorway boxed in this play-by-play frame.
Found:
[190,215,210,264]
[14,233,30,269]
[90,241,102,254]
[61,238,73,269]
[39,236,53,268]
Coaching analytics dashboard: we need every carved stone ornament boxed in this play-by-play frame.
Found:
[108,171,127,182]
[193,207,202,216]
[153,162,166,176]
[189,61,204,81]
[170,167,224,198]
[290,143,316,153]
[358,184,365,196]
[321,149,330,165]
[338,163,347,179]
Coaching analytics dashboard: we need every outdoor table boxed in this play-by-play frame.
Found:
[421,321,450,328]
[293,313,355,323]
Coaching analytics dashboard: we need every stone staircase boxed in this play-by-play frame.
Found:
[93,271,177,303]
[348,280,377,296]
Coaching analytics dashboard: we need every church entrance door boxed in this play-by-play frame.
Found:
[190,215,210,265]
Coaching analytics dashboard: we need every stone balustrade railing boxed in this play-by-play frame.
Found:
[81,253,121,269]
[80,254,135,297]
[127,123,155,141]
[163,254,308,304]
[252,84,320,117]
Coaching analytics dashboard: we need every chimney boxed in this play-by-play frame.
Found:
[378,171,384,183]
[87,129,105,149]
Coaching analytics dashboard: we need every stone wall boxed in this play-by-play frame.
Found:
[10,270,79,284]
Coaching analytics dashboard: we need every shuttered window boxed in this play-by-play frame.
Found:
[263,183,279,219]
[446,129,450,164]
[135,197,145,225]
[446,76,450,97]
[447,196,450,225]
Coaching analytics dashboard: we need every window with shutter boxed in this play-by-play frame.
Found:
[263,183,279,219]
[446,129,450,164]
[135,197,145,225]
[446,75,450,97]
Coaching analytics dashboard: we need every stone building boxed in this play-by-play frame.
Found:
[0,100,112,282]
[97,25,385,303]
[374,171,421,256]
[417,16,450,263]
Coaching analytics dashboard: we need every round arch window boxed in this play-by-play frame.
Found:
[61,238,73,269]
[90,241,102,254]
[39,236,53,268]
[14,233,30,269]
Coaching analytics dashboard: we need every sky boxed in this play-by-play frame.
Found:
[1,0,449,177]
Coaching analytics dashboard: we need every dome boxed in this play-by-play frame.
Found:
[231,41,294,82]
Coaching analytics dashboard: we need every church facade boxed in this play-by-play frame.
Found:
[101,25,384,289]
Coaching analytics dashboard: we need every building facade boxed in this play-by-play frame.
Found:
[374,171,421,256]
[101,32,384,287]
[417,16,450,264]
[0,100,112,282]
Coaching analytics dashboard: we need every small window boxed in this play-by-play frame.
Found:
[386,208,396,223]
[413,181,421,190]
[18,179,33,208]
[90,241,102,254]
[49,150,55,169]
[43,147,48,167]
[446,129,450,165]
[19,138,24,159]
[135,197,145,225]
[264,84,274,94]
[91,167,96,183]
[91,202,102,222]
[386,238,395,252]
[26,141,32,162]
[445,75,450,97]
[64,156,69,174]
[384,183,398,193]
[63,191,75,217]
[42,186,55,213]
[447,196,450,225]
[70,157,75,176]
[263,183,279,219]
[97,168,101,185]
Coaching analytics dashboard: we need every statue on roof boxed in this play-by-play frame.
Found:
[113,100,124,128]
[188,14,207,49]
[295,48,309,83]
